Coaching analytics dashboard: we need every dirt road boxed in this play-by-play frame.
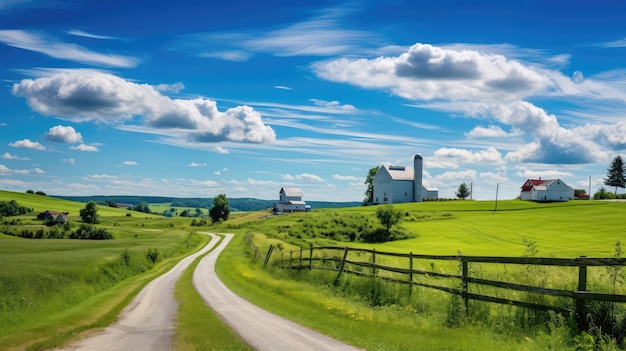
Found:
[193,233,362,351]
[53,233,362,350]
[53,234,221,351]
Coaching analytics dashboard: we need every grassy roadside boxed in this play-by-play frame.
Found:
[210,201,626,350]
[173,234,252,351]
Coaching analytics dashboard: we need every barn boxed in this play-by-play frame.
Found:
[520,178,574,202]
[273,187,311,213]
[373,154,438,204]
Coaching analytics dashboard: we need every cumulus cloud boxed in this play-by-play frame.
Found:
[0,30,139,67]
[2,152,29,160]
[465,125,514,138]
[70,144,99,152]
[433,147,504,165]
[12,71,276,144]
[154,82,185,94]
[213,146,230,154]
[313,43,552,102]
[9,138,47,150]
[46,125,83,143]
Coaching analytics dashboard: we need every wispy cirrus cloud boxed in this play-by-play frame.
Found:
[66,29,123,40]
[181,5,383,61]
[0,29,139,67]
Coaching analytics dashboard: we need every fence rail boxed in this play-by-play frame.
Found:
[265,246,626,331]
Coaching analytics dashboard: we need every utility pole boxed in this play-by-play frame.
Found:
[494,184,499,212]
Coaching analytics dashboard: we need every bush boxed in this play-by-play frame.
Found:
[70,224,113,240]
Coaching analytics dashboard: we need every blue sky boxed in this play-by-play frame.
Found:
[1,0,625,202]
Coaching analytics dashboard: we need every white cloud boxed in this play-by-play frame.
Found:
[66,29,121,40]
[436,169,478,182]
[465,125,511,138]
[214,170,221,175]
[188,162,207,167]
[333,174,360,181]
[313,43,552,102]
[2,152,29,160]
[282,173,324,182]
[70,144,99,152]
[0,164,30,174]
[274,85,293,91]
[0,30,139,67]
[32,167,45,174]
[46,125,83,143]
[199,50,251,62]
[213,146,230,154]
[514,169,575,179]
[122,160,137,166]
[13,71,276,144]
[433,147,504,165]
[9,138,47,150]
[309,98,356,111]
[154,82,185,94]
[62,158,76,164]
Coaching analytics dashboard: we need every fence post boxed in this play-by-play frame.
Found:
[334,247,349,285]
[409,252,414,297]
[309,247,313,270]
[263,245,274,267]
[462,258,468,315]
[372,249,377,277]
[576,256,588,331]
[299,247,303,268]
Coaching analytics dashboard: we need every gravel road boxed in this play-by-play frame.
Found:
[193,233,362,351]
[52,233,362,351]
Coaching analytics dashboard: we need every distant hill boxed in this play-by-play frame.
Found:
[51,195,361,211]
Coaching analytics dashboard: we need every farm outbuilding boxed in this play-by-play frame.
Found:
[273,187,311,213]
[373,154,438,204]
[520,178,575,202]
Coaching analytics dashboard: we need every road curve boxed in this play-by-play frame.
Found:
[193,233,363,351]
[52,234,221,351]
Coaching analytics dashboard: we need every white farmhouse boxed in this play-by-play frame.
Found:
[273,187,311,213]
[520,178,574,202]
[373,154,438,204]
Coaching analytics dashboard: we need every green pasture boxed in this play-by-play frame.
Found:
[3,189,626,350]
[0,190,209,350]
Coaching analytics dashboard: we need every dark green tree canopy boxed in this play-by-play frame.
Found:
[79,201,99,224]
[605,155,625,194]
[376,204,403,241]
[209,194,230,223]
[364,166,380,204]
[456,182,471,200]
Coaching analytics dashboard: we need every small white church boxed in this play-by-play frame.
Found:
[373,154,438,204]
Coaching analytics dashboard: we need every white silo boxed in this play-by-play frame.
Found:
[413,154,423,202]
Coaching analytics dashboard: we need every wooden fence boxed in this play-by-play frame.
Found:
[265,245,626,331]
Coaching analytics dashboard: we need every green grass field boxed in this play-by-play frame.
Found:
[3,189,626,350]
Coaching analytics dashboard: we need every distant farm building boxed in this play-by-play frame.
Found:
[520,178,574,202]
[373,154,438,204]
[36,210,69,224]
[273,187,311,213]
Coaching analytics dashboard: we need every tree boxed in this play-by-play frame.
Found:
[209,194,230,223]
[364,166,380,204]
[455,182,471,200]
[605,155,626,195]
[79,201,99,224]
[376,205,403,241]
